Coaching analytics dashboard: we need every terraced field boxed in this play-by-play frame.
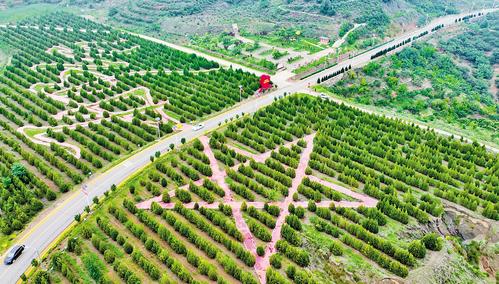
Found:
[0,12,258,241]
[29,94,498,283]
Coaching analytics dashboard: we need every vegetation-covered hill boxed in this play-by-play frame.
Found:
[323,12,498,147]
[27,93,498,284]
[2,0,495,39]
[0,12,258,247]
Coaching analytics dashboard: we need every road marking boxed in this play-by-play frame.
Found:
[122,161,133,168]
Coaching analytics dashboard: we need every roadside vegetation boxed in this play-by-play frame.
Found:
[28,94,498,283]
[0,12,258,249]
[325,13,498,147]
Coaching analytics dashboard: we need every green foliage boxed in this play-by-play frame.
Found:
[320,0,335,16]
[31,92,499,283]
[329,15,498,145]
[257,246,265,256]
[329,240,344,256]
[421,233,443,251]
[463,240,481,266]
[408,240,426,259]
[81,252,106,282]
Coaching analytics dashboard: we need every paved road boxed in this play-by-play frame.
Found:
[0,8,497,283]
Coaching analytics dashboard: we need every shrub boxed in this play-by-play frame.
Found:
[270,253,282,269]
[257,246,265,256]
[408,240,426,258]
[123,242,134,254]
[162,191,171,203]
[329,240,344,256]
[285,215,302,231]
[267,268,290,284]
[421,233,443,251]
[276,240,309,267]
[175,189,192,203]
[307,200,317,212]
[46,190,57,201]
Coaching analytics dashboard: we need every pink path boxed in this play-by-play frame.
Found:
[199,136,258,253]
[253,133,315,282]
[136,133,378,284]
[226,135,308,164]
[307,175,378,208]
[199,136,233,202]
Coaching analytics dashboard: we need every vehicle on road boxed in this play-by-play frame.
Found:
[193,124,205,131]
[4,245,25,265]
[319,93,328,100]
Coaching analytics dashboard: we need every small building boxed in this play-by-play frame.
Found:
[232,24,239,36]
[319,36,330,45]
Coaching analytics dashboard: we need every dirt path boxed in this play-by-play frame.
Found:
[226,136,309,164]
[199,136,233,201]
[253,133,315,281]
[307,175,377,207]
[32,133,81,159]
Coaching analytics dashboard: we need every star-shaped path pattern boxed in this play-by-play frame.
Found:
[137,133,377,284]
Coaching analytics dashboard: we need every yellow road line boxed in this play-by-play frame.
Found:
[16,189,81,244]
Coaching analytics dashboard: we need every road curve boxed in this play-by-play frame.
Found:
[0,8,496,283]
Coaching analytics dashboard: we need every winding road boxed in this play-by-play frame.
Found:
[0,8,496,284]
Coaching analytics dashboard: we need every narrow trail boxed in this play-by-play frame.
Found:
[226,136,309,164]
[233,205,258,255]
[3,10,498,284]
[137,133,378,284]
[307,175,377,207]
[13,35,187,168]
[32,133,81,159]
[253,133,315,282]
[199,136,233,202]
[23,83,182,164]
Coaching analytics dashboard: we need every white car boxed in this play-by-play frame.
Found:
[193,124,204,131]
[319,93,328,100]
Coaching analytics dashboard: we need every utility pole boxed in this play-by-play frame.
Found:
[239,85,243,102]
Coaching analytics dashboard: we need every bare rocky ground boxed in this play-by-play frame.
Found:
[403,204,499,284]
[303,200,498,284]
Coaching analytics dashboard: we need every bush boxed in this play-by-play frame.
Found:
[408,240,426,258]
[162,191,171,203]
[46,190,57,201]
[267,268,291,284]
[329,240,344,256]
[270,253,282,269]
[276,240,309,267]
[307,200,317,212]
[248,219,272,242]
[175,189,192,203]
[264,203,280,217]
[361,218,379,234]
[257,246,265,256]
[421,233,443,251]
[123,242,134,254]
